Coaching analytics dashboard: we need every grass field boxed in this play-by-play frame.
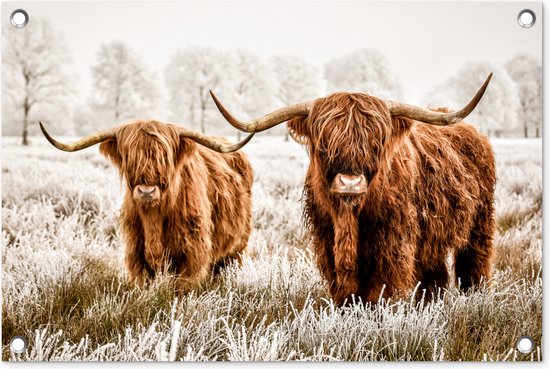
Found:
[1,135,542,361]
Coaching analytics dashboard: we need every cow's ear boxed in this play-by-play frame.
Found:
[287,116,310,143]
[99,138,121,167]
[177,138,197,161]
[390,115,413,137]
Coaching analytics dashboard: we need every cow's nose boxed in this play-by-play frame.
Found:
[331,173,368,194]
[133,185,160,204]
[339,174,363,187]
[137,185,156,197]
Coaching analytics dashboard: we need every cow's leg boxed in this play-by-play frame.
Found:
[454,243,493,291]
[221,213,252,268]
[122,213,153,287]
[174,226,214,291]
[455,205,495,291]
[140,212,167,272]
[312,234,337,297]
[332,211,359,305]
[125,244,151,287]
[305,202,337,298]
[418,259,449,300]
[212,210,251,275]
[175,261,211,292]
[212,249,244,275]
[236,211,252,256]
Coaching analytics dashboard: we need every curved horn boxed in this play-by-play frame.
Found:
[39,122,116,152]
[175,126,255,153]
[385,73,493,126]
[210,90,314,133]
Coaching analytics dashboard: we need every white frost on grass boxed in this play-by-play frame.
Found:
[1,136,542,361]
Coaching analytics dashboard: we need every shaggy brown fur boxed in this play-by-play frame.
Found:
[99,120,253,290]
[287,93,496,305]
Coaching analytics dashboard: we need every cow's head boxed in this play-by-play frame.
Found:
[210,74,492,204]
[40,120,253,209]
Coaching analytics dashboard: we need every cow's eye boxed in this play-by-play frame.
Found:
[160,183,167,190]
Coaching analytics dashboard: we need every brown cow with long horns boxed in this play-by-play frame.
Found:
[40,120,254,290]
[211,74,496,305]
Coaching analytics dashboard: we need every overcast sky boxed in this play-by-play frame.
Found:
[2,1,543,104]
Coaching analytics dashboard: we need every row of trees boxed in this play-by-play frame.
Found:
[2,19,542,145]
[425,57,542,138]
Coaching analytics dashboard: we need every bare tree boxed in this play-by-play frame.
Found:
[505,54,542,137]
[165,47,225,133]
[424,62,520,137]
[324,49,402,99]
[270,54,323,140]
[221,49,277,138]
[2,18,75,144]
[91,41,164,128]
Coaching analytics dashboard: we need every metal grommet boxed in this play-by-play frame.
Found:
[517,9,536,28]
[517,335,534,354]
[10,9,29,28]
[10,336,28,354]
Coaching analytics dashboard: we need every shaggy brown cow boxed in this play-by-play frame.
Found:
[40,120,254,290]
[210,74,495,305]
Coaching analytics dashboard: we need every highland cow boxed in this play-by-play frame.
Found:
[210,74,495,305]
[40,120,254,290]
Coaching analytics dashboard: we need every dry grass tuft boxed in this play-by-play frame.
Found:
[1,137,542,361]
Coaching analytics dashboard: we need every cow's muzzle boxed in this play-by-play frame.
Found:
[133,185,161,204]
[331,174,368,194]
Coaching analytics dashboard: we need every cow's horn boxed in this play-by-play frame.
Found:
[176,126,255,153]
[39,122,117,151]
[385,73,493,126]
[210,90,314,133]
